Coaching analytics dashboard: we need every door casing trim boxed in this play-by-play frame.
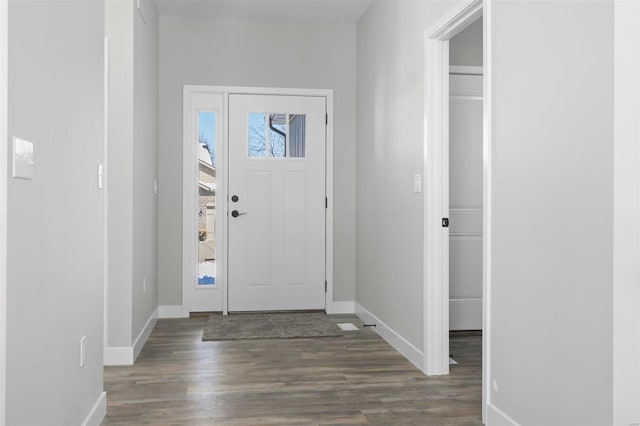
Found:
[423,0,491,423]
[182,86,335,315]
[182,90,225,315]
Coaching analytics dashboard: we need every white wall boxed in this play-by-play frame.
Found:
[356,0,451,351]
[106,0,159,354]
[0,0,7,423]
[613,0,640,423]
[132,0,159,344]
[489,1,613,424]
[450,18,483,67]
[6,1,105,424]
[106,0,134,349]
[158,16,357,307]
[358,1,622,423]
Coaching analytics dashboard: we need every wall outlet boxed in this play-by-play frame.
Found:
[80,336,87,367]
[143,276,147,294]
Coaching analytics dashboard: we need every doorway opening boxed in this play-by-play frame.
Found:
[448,21,483,333]
[227,94,326,312]
[424,0,490,423]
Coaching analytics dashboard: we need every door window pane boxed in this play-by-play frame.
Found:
[248,113,306,158]
[198,111,216,286]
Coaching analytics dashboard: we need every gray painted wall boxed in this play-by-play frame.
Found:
[158,16,357,306]
[356,1,451,349]
[489,1,613,424]
[6,1,105,424]
[0,0,7,421]
[132,0,159,343]
[449,19,483,67]
[358,0,619,423]
[106,0,134,348]
[106,0,159,349]
[613,0,640,423]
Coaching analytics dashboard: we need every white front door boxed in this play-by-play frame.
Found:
[228,94,326,311]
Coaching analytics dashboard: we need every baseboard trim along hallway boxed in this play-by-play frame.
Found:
[104,307,158,366]
[328,300,355,314]
[354,302,424,371]
[81,391,106,426]
[487,403,520,426]
[158,304,184,318]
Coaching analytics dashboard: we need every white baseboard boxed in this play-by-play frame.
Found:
[133,307,158,361]
[104,307,158,366]
[354,302,424,371]
[487,403,519,426]
[328,301,355,314]
[81,391,106,426]
[158,304,185,318]
[104,346,133,366]
[450,298,482,330]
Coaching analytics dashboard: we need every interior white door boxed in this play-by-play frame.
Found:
[228,94,326,311]
[449,72,483,330]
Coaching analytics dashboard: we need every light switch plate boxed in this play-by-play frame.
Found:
[97,163,104,189]
[413,174,422,193]
[12,137,34,179]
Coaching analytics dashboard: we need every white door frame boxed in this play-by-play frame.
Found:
[423,0,491,422]
[182,86,335,316]
[182,89,226,316]
[0,0,8,422]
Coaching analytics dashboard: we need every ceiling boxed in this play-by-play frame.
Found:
[154,0,373,24]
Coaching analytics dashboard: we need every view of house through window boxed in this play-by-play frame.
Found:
[248,113,306,158]
[198,111,217,285]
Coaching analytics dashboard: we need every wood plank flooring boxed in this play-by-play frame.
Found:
[103,315,481,425]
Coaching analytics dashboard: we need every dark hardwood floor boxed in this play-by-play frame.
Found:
[103,315,482,425]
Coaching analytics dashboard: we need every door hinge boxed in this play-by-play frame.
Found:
[325,281,327,293]
[442,218,449,228]
[325,197,328,208]
[325,113,328,125]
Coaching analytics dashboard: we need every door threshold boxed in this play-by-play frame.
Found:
[227,309,326,315]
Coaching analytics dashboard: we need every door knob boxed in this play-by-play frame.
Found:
[231,210,246,218]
